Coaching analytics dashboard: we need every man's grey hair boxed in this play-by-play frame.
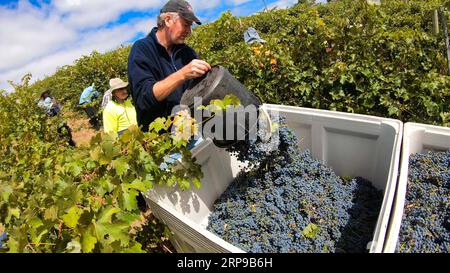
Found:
[157,12,180,29]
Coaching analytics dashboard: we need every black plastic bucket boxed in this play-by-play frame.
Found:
[181,66,262,148]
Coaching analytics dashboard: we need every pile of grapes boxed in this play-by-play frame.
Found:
[206,118,383,253]
[396,149,450,253]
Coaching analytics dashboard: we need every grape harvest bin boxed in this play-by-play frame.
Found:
[383,122,450,253]
[143,104,403,253]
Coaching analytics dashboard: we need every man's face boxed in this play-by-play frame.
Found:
[167,15,193,45]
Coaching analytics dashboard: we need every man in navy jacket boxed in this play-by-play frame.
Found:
[128,0,211,132]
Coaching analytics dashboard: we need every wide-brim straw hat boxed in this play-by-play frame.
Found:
[109,78,129,92]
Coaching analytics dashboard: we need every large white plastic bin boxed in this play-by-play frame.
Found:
[143,104,403,253]
[383,122,450,253]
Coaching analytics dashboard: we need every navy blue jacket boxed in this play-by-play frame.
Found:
[128,27,198,132]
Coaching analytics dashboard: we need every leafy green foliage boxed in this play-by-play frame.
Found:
[188,0,450,126]
[0,78,205,253]
[26,0,449,126]
[31,47,131,111]
[2,0,450,253]
[198,94,241,113]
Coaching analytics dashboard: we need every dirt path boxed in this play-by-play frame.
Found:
[64,111,98,147]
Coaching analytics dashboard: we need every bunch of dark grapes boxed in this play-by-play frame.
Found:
[396,149,450,253]
[207,117,383,253]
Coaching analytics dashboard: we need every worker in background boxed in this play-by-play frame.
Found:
[79,83,102,130]
[37,90,76,147]
[243,27,266,44]
[101,87,113,109]
[102,78,137,136]
[38,90,61,117]
[128,0,211,133]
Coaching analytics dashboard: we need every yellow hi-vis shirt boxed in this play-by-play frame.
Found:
[103,99,137,135]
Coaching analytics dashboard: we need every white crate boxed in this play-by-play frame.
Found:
[144,104,403,253]
[383,122,450,253]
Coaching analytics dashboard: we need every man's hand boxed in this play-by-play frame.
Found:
[153,59,211,102]
[180,59,211,80]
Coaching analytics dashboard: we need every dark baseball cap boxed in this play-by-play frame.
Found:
[160,0,202,25]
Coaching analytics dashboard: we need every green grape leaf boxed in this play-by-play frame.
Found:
[62,206,83,229]
[68,162,83,177]
[116,212,141,224]
[6,208,20,223]
[44,206,59,221]
[1,185,13,202]
[28,218,47,244]
[97,206,120,224]
[129,180,148,192]
[223,94,241,107]
[122,242,146,253]
[303,223,320,239]
[149,117,167,133]
[90,146,102,162]
[81,225,98,253]
[192,178,202,189]
[112,158,129,177]
[121,186,139,212]
[95,221,130,247]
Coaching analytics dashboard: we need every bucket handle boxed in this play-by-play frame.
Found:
[259,106,273,142]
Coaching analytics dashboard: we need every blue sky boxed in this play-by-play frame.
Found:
[0,0,325,92]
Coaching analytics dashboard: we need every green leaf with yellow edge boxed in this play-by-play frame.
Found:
[211,99,225,110]
[112,158,129,177]
[94,206,127,245]
[101,139,120,162]
[7,237,19,253]
[95,221,130,247]
[28,218,48,244]
[1,185,13,202]
[129,180,149,192]
[6,226,28,253]
[149,117,166,133]
[192,178,202,189]
[90,146,102,162]
[68,161,83,176]
[303,223,320,239]
[116,212,141,224]
[62,206,83,229]
[171,135,187,148]
[222,94,241,107]
[166,176,177,187]
[122,242,146,253]
[119,129,133,142]
[6,208,20,224]
[97,206,121,224]
[120,185,138,211]
[81,224,97,253]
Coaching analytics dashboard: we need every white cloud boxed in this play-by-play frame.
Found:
[267,0,298,10]
[0,2,76,72]
[0,0,224,92]
[1,0,262,92]
[0,16,152,92]
[52,0,164,28]
[230,0,253,5]
[51,0,220,29]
